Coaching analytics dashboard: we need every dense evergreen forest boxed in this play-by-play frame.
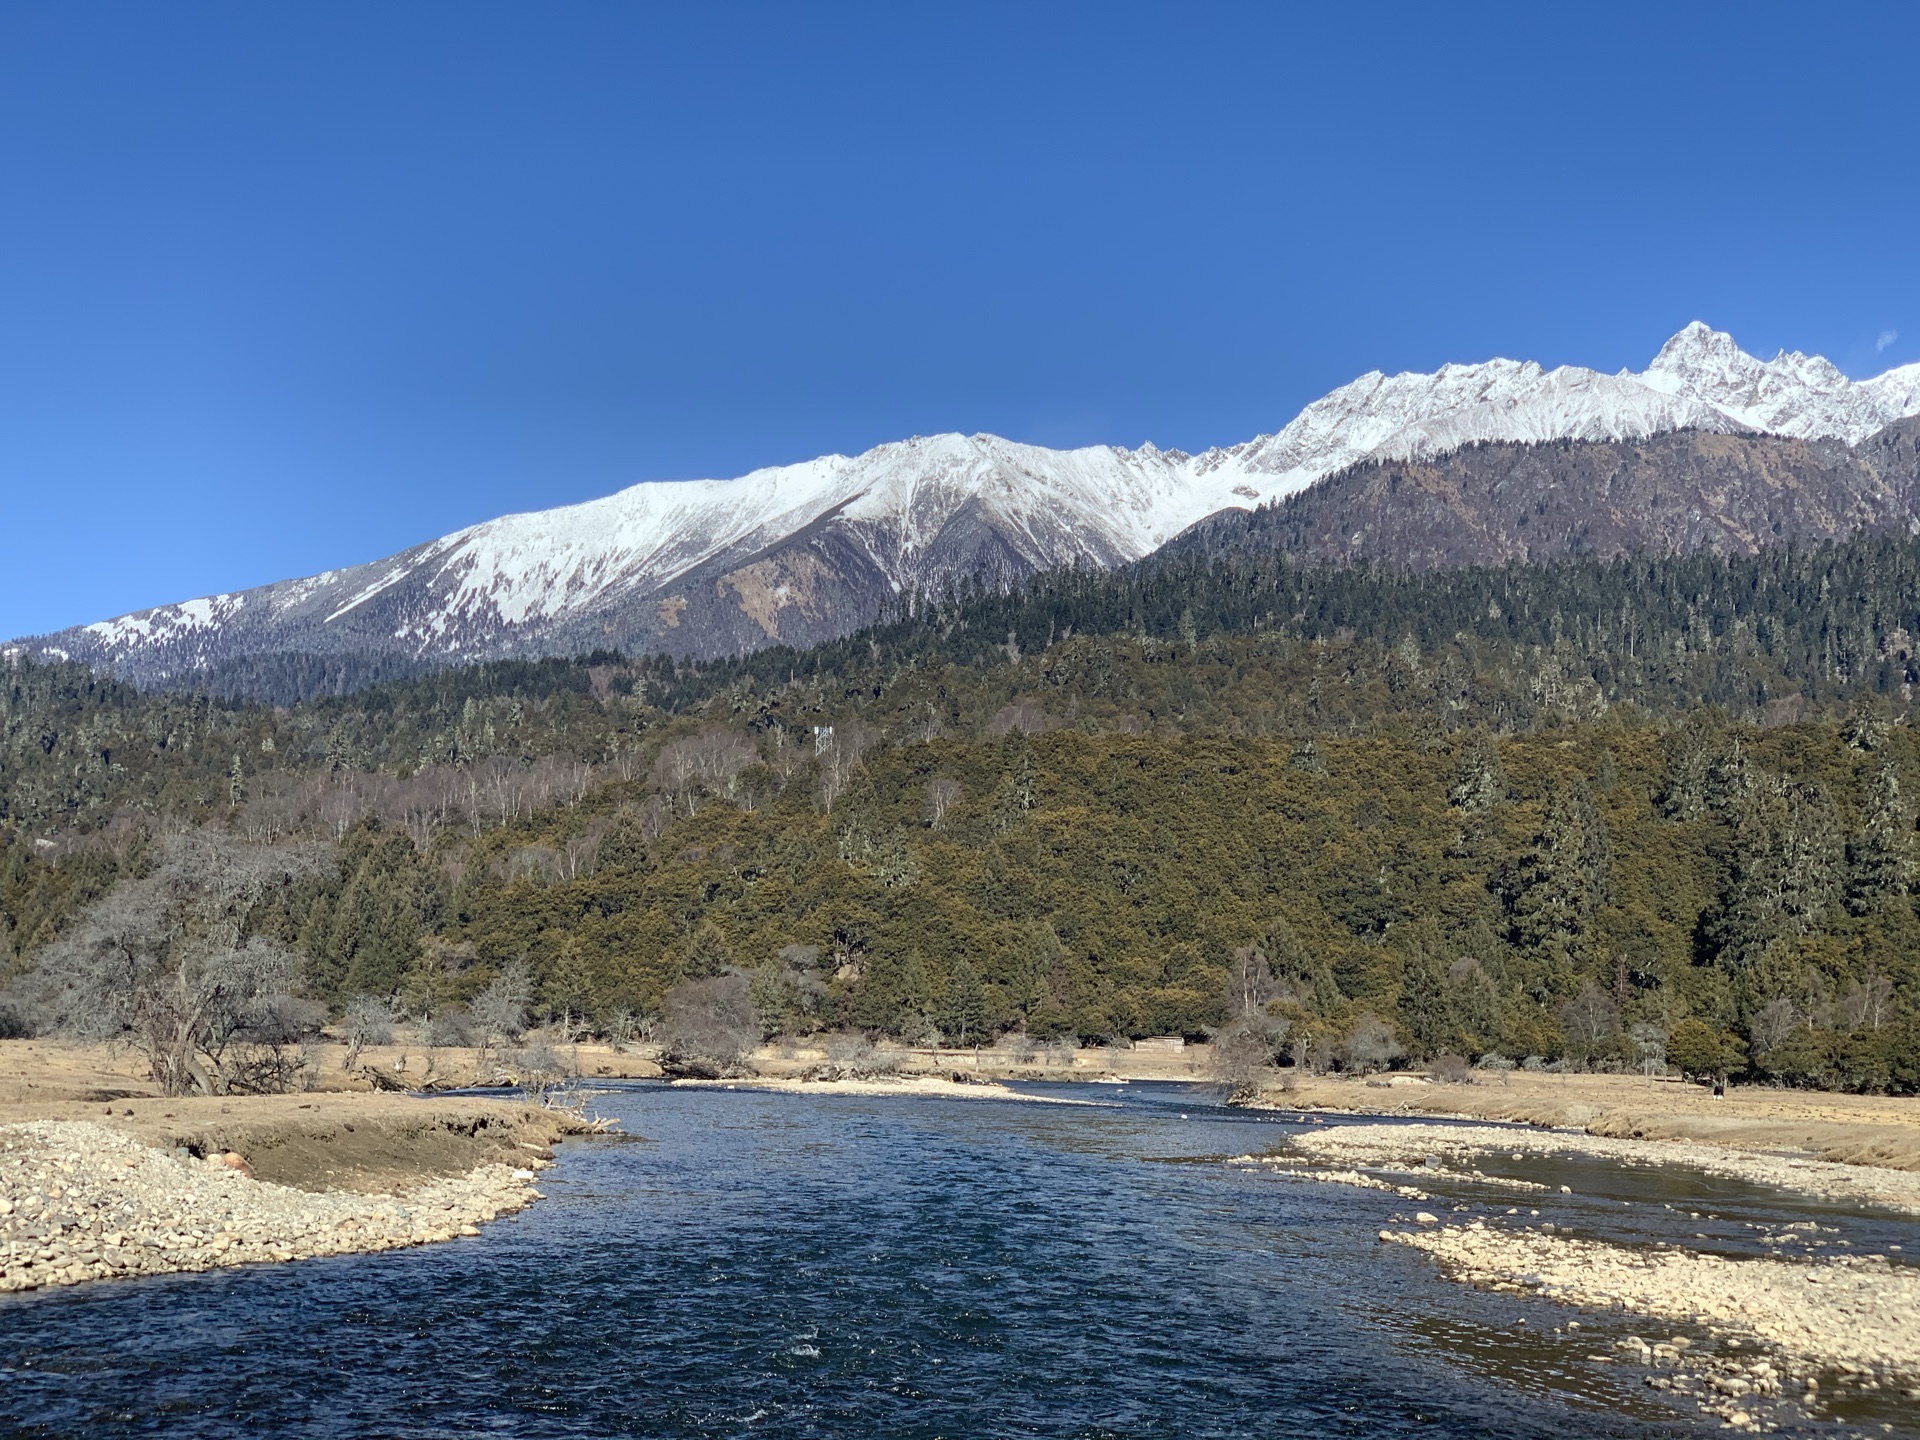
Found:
[6,530,1920,1091]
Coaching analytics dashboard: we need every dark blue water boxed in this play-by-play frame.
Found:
[1,1082,1912,1439]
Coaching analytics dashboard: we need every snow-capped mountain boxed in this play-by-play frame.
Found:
[15,323,1920,687]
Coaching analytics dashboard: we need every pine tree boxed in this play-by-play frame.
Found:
[939,955,988,1045]
[1502,786,1609,974]
[1847,763,1914,914]
[1447,732,1504,813]
[1399,950,1454,1058]
[595,808,653,874]
[681,921,735,979]
[1708,782,1842,973]
[893,950,936,1041]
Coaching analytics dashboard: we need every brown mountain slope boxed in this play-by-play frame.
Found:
[1170,419,1920,569]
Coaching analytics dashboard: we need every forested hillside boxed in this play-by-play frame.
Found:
[6,529,1920,1092]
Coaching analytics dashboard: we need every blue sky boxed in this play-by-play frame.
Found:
[3,2,1917,637]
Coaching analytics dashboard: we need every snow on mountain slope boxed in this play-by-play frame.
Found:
[18,323,1920,682]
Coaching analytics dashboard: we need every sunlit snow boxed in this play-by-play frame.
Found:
[43,324,1920,665]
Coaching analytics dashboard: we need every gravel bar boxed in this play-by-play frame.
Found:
[1290,1121,1920,1215]
[1,1120,546,1294]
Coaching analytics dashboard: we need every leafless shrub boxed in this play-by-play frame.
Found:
[1210,1012,1290,1102]
[508,1042,569,1096]
[9,831,325,1095]
[471,961,532,1048]
[1339,1012,1403,1075]
[341,994,395,1070]
[656,973,760,1077]
[804,1032,900,1080]
[1427,1053,1473,1085]
[424,1006,474,1049]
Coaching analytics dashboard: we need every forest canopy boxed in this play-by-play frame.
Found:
[6,529,1920,1093]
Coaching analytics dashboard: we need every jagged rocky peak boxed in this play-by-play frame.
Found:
[16,323,1920,686]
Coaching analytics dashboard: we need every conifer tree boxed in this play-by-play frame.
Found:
[1447,732,1504,813]
[939,955,988,1045]
[1847,762,1915,914]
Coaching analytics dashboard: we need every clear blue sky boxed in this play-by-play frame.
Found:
[3,2,1917,637]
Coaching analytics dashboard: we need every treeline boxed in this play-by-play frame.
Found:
[16,528,1920,840]
[6,704,1918,1091]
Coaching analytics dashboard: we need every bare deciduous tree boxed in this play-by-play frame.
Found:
[12,831,325,1095]
[654,729,757,816]
[923,777,963,829]
[1226,944,1278,1018]
[341,993,394,1070]
[1210,1011,1289,1102]
[816,722,874,814]
[1748,996,1799,1057]
[1839,967,1894,1030]
[471,960,533,1052]
[1557,981,1620,1068]
[656,973,759,1077]
[1339,1012,1403,1075]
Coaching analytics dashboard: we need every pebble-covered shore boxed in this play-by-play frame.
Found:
[1383,1220,1920,1428]
[1259,1120,1920,1428]
[1,1120,546,1294]
[1387,1221,1920,1377]
[1289,1121,1920,1215]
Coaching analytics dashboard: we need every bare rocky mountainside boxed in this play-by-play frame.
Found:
[1169,417,1920,571]
[11,323,1920,690]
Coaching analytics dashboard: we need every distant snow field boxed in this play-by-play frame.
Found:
[16,323,1920,677]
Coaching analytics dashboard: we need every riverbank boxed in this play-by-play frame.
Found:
[0,1039,586,1294]
[1286,1120,1920,1216]
[1247,1119,1920,1428]
[0,1117,556,1295]
[670,1073,1101,1103]
[1254,1069,1920,1172]
[1384,1221,1920,1384]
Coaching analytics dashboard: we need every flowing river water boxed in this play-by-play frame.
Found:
[2,1080,1915,1439]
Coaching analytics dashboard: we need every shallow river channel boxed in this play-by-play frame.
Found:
[2,1081,1915,1439]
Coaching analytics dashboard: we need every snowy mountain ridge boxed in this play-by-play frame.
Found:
[18,323,1920,683]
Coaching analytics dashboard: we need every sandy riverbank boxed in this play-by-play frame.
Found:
[1244,1118,1920,1428]
[1385,1221,1920,1382]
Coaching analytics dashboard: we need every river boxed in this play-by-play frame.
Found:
[2,1080,1914,1438]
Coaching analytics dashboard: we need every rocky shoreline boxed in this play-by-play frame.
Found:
[1,1120,548,1295]
[1382,1220,1920,1430]
[1286,1120,1920,1215]
[1238,1119,1920,1429]
[1383,1220,1920,1379]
